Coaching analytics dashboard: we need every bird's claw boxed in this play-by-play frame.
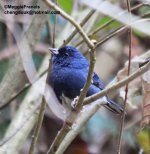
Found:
[71,96,79,109]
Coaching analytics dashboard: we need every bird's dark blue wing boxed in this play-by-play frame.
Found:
[92,72,105,90]
[85,72,105,97]
[90,72,123,114]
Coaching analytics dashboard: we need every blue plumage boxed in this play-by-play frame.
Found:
[48,46,123,114]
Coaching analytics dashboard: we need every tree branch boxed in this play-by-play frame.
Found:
[44,0,94,48]
[117,0,132,153]
[84,61,150,105]
[75,3,144,47]
[28,98,47,154]
[62,9,95,46]
[56,102,101,154]
[75,47,96,109]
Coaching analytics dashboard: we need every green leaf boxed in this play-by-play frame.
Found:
[58,0,73,14]
[133,30,146,38]
[137,129,150,153]
[95,16,122,31]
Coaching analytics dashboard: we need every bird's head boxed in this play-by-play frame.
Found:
[49,46,88,68]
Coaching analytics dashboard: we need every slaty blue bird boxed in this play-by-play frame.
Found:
[48,46,123,114]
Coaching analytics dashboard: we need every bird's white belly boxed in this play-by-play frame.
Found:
[61,93,73,110]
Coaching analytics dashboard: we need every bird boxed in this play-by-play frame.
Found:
[47,45,123,114]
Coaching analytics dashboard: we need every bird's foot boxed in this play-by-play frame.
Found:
[71,96,79,109]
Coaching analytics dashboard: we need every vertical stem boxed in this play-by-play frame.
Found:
[47,122,72,154]
[117,0,132,154]
[28,98,47,154]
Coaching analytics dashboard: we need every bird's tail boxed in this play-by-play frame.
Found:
[104,98,123,114]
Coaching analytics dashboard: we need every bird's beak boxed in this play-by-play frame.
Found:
[48,48,59,55]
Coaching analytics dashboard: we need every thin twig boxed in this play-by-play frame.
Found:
[56,102,101,154]
[62,9,95,46]
[0,69,47,110]
[47,121,72,154]
[75,48,96,109]
[44,0,94,48]
[82,25,127,56]
[117,0,132,153]
[84,61,150,105]
[95,9,149,47]
[75,18,115,47]
[96,26,127,46]
[84,9,149,55]
[28,98,47,154]
[75,3,144,47]
[0,101,41,146]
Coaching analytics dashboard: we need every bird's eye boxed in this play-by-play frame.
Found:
[64,53,69,56]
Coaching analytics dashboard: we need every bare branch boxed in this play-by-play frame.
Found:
[28,98,47,154]
[43,0,94,48]
[75,3,144,47]
[62,9,95,46]
[84,61,150,105]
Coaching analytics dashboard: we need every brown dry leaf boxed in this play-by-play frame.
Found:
[141,71,150,127]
